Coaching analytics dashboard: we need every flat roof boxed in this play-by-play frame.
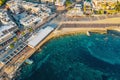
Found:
[0,25,14,33]
[27,26,54,48]
[0,33,14,43]
[0,43,27,64]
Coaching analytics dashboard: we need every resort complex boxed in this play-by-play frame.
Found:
[0,0,120,80]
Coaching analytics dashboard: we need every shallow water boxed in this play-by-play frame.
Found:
[16,33,120,80]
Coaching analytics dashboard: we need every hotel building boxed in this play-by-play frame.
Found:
[20,15,42,27]
[0,10,18,50]
[55,0,66,6]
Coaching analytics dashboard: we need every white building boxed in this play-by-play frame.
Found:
[0,25,17,42]
[41,6,51,14]
[0,31,15,45]
[38,11,50,19]
[0,10,16,26]
[6,0,51,29]
[7,0,52,13]
[7,0,52,17]
[0,25,17,49]
[6,0,22,14]
[9,4,20,14]
[55,0,66,6]
[27,26,54,48]
[22,1,40,13]
[20,15,42,27]
[84,1,93,15]
[0,10,10,24]
[0,9,18,49]
[67,4,83,17]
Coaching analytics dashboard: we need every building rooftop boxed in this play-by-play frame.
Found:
[67,4,83,16]
[27,26,54,48]
[0,25,15,34]
[20,15,42,27]
[0,43,27,69]
[55,0,66,6]
[0,32,14,44]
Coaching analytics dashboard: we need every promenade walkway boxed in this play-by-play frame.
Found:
[58,17,120,30]
[55,14,120,22]
[59,23,120,30]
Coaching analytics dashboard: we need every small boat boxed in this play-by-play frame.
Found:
[87,31,90,36]
[25,59,33,65]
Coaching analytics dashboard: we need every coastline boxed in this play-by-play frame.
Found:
[16,26,120,80]
[28,24,120,60]
[3,23,120,80]
[36,28,107,45]
[53,28,106,37]
[1,0,120,79]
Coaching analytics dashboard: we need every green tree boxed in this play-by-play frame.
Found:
[9,44,14,49]
[28,27,33,32]
[21,31,25,36]
[65,0,72,7]
[13,37,18,42]
[0,0,6,6]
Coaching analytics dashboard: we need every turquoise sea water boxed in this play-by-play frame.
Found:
[16,33,120,80]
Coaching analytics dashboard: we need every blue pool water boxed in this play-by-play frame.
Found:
[16,33,120,80]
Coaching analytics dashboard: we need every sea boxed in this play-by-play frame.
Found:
[15,33,120,80]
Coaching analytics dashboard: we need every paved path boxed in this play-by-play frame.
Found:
[55,14,120,22]
[59,23,120,30]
